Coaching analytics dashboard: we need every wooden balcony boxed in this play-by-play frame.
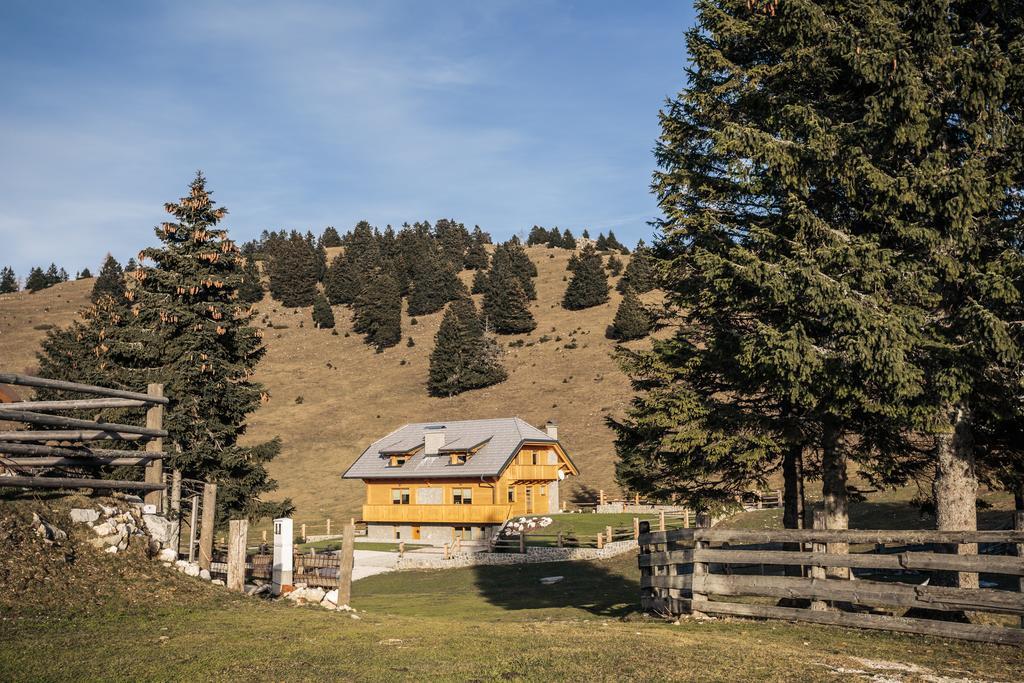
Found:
[362,504,513,525]
[506,464,558,482]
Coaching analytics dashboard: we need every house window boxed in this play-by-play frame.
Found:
[532,451,539,465]
[452,488,473,505]
[449,452,469,465]
[391,488,410,505]
[389,455,409,467]
[507,486,515,503]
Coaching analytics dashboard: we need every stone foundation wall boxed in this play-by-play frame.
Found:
[394,539,637,570]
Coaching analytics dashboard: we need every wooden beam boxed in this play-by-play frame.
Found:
[694,528,1024,545]
[637,548,694,568]
[693,547,1024,576]
[198,483,217,571]
[0,475,163,491]
[0,442,167,458]
[0,398,150,412]
[640,574,692,590]
[0,429,150,442]
[143,384,164,508]
[0,456,160,467]
[639,527,696,546]
[1017,511,1024,628]
[227,519,248,592]
[0,373,169,404]
[694,573,1024,616]
[0,409,167,437]
[694,599,1024,646]
[337,520,355,608]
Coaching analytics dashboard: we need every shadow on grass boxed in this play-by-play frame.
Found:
[470,556,641,618]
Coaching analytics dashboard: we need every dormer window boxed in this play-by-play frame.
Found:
[449,452,470,466]
[389,455,409,467]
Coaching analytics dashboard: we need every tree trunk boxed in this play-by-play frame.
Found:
[821,420,849,579]
[933,401,978,589]
[782,442,805,578]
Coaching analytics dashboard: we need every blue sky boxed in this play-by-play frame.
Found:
[0,1,695,277]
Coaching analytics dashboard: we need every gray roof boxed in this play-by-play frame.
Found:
[342,417,569,480]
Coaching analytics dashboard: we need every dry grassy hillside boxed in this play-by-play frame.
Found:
[0,246,645,520]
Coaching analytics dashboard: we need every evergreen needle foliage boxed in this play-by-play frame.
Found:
[428,297,507,397]
[562,244,609,310]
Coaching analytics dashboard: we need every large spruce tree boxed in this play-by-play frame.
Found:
[312,292,336,329]
[352,267,402,350]
[37,173,290,522]
[616,241,659,294]
[267,231,319,307]
[428,297,507,396]
[606,288,652,341]
[25,267,48,292]
[562,244,609,310]
[0,266,18,293]
[407,245,465,316]
[481,255,536,334]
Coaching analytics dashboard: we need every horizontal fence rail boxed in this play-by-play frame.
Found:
[638,512,1024,646]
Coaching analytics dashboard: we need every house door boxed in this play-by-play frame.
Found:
[525,486,534,514]
[412,525,421,540]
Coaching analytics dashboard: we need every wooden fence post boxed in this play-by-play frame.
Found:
[337,520,354,609]
[1016,511,1023,628]
[810,507,828,610]
[227,519,248,592]
[326,518,331,536]
[692,512,711,616]
[659,510,666,532]
[143,383,164,509]
[599,489,606,506]
[198,482,217,571]
[597,532,604,549]
[188,495,199,562]
[170,470,182,515]
[519,532,526,554]
[301,523,307,541]
[606,525,614,544]
[557,531,564,548]
[262,529,267,543]
[638,520,652,611]
[398,541,405,558]
[633,517,640,540]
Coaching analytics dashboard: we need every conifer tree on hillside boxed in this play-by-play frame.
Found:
[0,266,18,293]
[323,255,350,305]
[238,257,264,304]
[407,245,465,317]
[606,254,623,276]
[323,221,383,305]
[312,292,335,329]
[268,231,319,307]
[594,233,608,251]
[124,257,138,273]
[428,297,507,397]
[482,256,536,335]
[545,228,563,248]
[581,229,590,240]
[91,255,125,303]
[471,267,489,295]
[527,225,549,246]
[492,239,537,300]
[463,227,490,270]
[25,267,48,292]
[352,268,402,350]
[77,268,92,279]
[606,288,652,341]
[616,241,659,294]
[435,218,471,269]
[561,229,577,250]
[37,172,290,522]
[320,226,343,248]
[605,231,628,254]
[562,244,609,310]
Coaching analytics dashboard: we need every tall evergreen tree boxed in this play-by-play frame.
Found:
[312,292,336,329]
[435,218,471,269]
[428,297,507,397]
[352,268,402,350]
[91,254,125,303]
[25,267,48,292]
[0,266,18,293]
[37,172,290,521]
[617,241,659,294]
[562,245,609,310]
[561,229,577,250]
[492,239,537,300]
[268,231,319,307]
[606,288,652,341]
[606,254,623,276]
[77,268,92,279]
[481,256,536,334]
[237,257,264,304]
[464,227,490,270]
[527,225,549,246]
[407,245,465,316]
[320,226,343,248]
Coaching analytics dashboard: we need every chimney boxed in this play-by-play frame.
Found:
[423,426,446,455]
[544,420,558,440]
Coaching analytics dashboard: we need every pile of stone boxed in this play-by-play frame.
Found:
[32,512,68,545]
[284,584,360,616]
[65,500,177,556]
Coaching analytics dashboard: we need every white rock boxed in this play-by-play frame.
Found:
[69,508,100,524]
[117,537,129,551]
[323,589,339,606]
[183,563,201,577]
[286,587,307,601]
[539,576,564,585]
[350,613,361,620]
[174,559,188,568]
[104,546,118,554]
[212,579,225,586]
[304,587,326,604]
[157,548,178,563]
[199,569,211,581]
[162,562,172,568]
[92,522,114,537]
[142,515,179,547]
[99,504,118,516]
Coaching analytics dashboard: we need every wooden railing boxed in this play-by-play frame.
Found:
[638,512,1024,645]
[362,503,513,524]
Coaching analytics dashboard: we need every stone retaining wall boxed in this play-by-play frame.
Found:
[394,539,637,570]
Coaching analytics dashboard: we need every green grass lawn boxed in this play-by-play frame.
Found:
[295,539,428,553]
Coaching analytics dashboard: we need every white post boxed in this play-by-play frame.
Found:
[273,517,294,596]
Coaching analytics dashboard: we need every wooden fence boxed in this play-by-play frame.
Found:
[638,512,1024,645]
